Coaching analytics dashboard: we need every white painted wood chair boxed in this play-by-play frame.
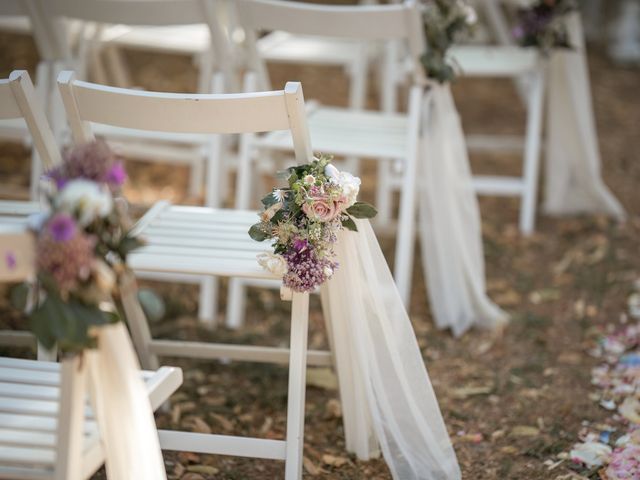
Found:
[0,69,61,357]
[56,71,318,479]
[37,0,234,204]
[231,0,426,313]
[0,226,183,480]
[450,45,545,235]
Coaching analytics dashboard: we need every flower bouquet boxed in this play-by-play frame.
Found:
[20,140,143,352]
[420,0,477,83]
[512,0,577,53]
[249,156,376,293]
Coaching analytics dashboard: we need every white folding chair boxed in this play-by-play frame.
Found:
[37,0,234,204]
[57,71,319,479]
[231,0,426,314]
[0,69,61,357]
[0,226,183,480]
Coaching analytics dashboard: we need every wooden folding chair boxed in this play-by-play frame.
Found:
[57,71,319,479]
[230,0,426,314]
[0,225,183,480]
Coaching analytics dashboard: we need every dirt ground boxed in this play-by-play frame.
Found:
[1,22,639,480]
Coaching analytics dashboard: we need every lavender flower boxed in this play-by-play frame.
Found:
[47,213,77,242]
[37,227,95,293]
[52,140,125,189]
[282,245,337,293]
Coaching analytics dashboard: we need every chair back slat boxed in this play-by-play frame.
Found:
[0,229,34,283]
[0,71,61,169]
[57,71,305,138]
[42,0,217,27]
[235,0,425,82]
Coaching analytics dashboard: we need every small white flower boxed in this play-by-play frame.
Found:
[257,252,287,277]
[303,174,315,185]
[56,179,113,226]
[463,4,477,25]
[27,212,48,232]
[324,163,340,182]
[323,266,334,278]
[272,189,286,202]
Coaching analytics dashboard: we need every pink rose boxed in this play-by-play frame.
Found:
[302,196,339,222]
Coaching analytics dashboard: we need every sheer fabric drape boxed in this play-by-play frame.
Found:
[419,84,508,337]
[323,219,461,480]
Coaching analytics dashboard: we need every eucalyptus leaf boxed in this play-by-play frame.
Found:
[342,217,358,232]
[346,202,378,219]
[138,288,166,322]
[249,224,269,242]
[9,283,30,311]
[261,193,278,208]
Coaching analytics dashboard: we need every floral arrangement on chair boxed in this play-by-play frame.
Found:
[419,0,477,83]
[249,156,376,293]
[23,140,143,352]
[512,0,577,53]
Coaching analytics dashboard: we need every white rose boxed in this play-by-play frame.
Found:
[257,252,287,277]
[324,164,361,208]
[323,265,334,278]
[56,179,113,226]
[337,171,361,208]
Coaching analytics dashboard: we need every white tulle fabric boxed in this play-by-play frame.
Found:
[544,14,625,219]
[85,322,167,479]
[323,219,461,480]
[418,84,508,337]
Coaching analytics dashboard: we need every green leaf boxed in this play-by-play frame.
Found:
[118,234,143,258]
[249,224,269,242]
[341,216,358,232]
[346,202,378,219]
[138,288,165,323]
[9,283,30,311]
[261,192,278,208]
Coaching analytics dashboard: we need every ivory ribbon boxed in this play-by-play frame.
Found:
[85,322,167,479]
[323,219,461,480]
[419,84,508,337]
[543,13,625,219]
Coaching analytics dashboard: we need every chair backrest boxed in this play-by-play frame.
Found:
[0,70,61,169]
[38,0,231,77]
[57,70,313,164]
[234,0,426,83]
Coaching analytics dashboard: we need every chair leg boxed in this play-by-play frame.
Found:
[198,276,218,329]
[119,273,159,370]
[225,278,247,330]
[519,70,545,236]
[284,292,310,480]
[393,86,423,306]
[105,45,131,88]
[55,355,86,480]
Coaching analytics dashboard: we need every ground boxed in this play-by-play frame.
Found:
[0,23,639,480]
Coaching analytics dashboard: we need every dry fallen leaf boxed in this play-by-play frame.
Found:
[511,426,540,437]
[186,465,219,476]
[451,385,494,399]
[325,398,342,419]
[322,454,349,467]
[306,368,338,390]
[184,416,211,434]
[209,413,234,432]
[303,456,321,476]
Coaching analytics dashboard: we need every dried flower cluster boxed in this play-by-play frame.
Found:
[26,140,142,352]
[249,156,376,293]
[512,0,577,53]
[420,0,476,83]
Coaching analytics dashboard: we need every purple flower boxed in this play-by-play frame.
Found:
[57,140,126,189]
[292,238,309,252]
[47,213,77,242]
[282,245,337,293]
[106,161,126,186]
[5,252,16,270]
